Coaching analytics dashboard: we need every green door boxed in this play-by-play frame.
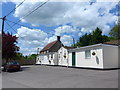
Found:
[72,52,76,66]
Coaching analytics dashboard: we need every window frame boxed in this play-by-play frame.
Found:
[85,50,91,59]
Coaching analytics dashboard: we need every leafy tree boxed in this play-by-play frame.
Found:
[102,35,110,43]
[109,24,120,39]
[2,32,19,62]
[14,53,24,60]
[90,27,103,44]
[27,54,37,60]
[78,33,92,46]
[75,27,110,47]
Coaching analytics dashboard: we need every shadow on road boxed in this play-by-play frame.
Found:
[21,66,30,71]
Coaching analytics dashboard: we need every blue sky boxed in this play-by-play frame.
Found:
[2,2,57,34]
[1,0,119,55]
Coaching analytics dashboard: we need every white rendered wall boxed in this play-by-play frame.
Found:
[58,47,69,66]
[36,55,41,64]
[68,46,104,69]
[36,52,58,65]
[76,48,103,69]
[48,54,54,65]
[36,55,44,64]
[68,53,72,66]
[36,54,49,65]
[42,55,49,64]
[52,52,58,65]
[103,45,119,69]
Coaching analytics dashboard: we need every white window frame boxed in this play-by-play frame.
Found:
[85,50,91,59]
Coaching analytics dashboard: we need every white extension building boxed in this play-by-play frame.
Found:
[68,43,119,69]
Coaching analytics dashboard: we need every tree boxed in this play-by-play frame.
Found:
[109,24,120,40]
[102,35,110,43]
[14,53,24,60]
[78,33,92,46]
[90,27,103,44]
[75,27,110,47]
[27,54,37,60]
[2,32,19,62]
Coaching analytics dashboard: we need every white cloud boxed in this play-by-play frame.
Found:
[16,27,48,55]
[78,32,82,36]
[67,2,118,34]
[61,35,73,46]
[48,25,78,46]
[48,34,73,46]
[48,35,57,43]
[55,25,79,36]
[1,1,117,34]
[12,2,118,35]
[0,0,46,3]
[1,0,119,3]
[15,26,74,55]
[3,1,119,55]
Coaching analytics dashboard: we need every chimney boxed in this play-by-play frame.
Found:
[57,36,60,41]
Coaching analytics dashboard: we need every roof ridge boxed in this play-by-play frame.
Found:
[48,40,59,50]
[48,40,57,44]
[40,40,58,52]
[103,39,120,45]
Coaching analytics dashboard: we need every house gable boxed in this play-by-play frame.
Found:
[40,40,58,53]
[49,41,63,52]
[40,36,63,54]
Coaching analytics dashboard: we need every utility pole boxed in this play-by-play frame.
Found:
[0,16,6,66]
[73,37,75,48]
[71,36,75,48]
[2,16,6,34]
[37,48,39,55]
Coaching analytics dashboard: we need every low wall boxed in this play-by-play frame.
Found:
[2,59,36,66]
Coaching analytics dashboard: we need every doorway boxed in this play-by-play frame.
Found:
[72,52,76,66]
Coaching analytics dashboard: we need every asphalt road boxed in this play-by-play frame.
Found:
[2,65,119,88]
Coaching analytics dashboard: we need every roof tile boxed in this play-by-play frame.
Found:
[103,40,120,45]
[40,40,58,52]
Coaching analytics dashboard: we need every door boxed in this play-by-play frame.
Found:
[72,52,76,66]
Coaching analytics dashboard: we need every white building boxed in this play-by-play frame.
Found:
[68,43,119,69]
[58,46,74,66]
[36,39,119,69]
[36,36,63,65]
[36,52,58,65]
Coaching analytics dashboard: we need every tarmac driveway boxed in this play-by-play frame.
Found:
[2,65,119,88]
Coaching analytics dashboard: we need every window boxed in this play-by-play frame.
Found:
[58,54,60,58]
[48,55,49,59]
[44,51,46,54]
[64,50,66,55]
[64,52,66,56]
[64,51,66,58]
[51,54,53,59]
[7,61,19,65]
[85,50,91,58]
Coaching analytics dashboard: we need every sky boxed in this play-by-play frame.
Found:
[0,0,119,56]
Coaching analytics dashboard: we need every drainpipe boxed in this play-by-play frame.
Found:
[67,51,69,68]
[37,48,40,65]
